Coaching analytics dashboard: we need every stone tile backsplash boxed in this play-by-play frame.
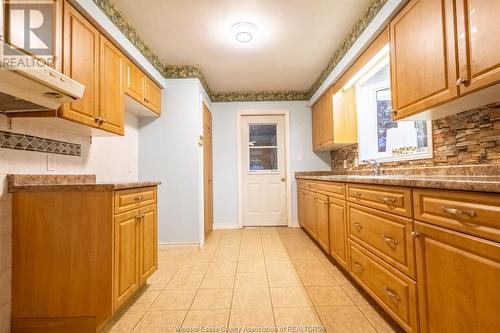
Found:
[331,103,500,173]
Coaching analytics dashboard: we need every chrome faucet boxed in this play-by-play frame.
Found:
[363,159,381,176]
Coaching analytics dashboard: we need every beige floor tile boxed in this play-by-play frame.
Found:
[340,284,373,306]
[270,287,312,307]
[149,289,197,311]
[132,310,186,333]
[146,269,175,291]
[358,305,404,333]
[328,267,352,286]
[237,260,266,273]
[191,288,233,310]
[267,267,302,287]
[306,286,354,306]
[229,308,275,331]
[297,268,337,286]
[316,306,377,333]
[181,309,230,330]
[200,273,236,289]
[235,271,268,288]
[273,307,324,332]
[207,261,238,275]
[166,272,205,290]
[126,290,161,312]
[106,311,144,333]
[232,287,271,309]
[177,261,210,274]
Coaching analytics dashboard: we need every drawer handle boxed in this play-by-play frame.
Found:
[382,235,399,249]
[134,196,144,201]
[384,286,401,303]
[442,206,477,218]
[352,191,362,199]
[354,223,363,232]
[380,196,397,204]
[354,261,364,273]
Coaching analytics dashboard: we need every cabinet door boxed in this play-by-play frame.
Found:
[304,192,316,237]
[146,78,162,114]
[139,204,157,284]
[99,37,124,135]
[124,60,146,103]
[61,2,100,127]
[315,195,330,251]
[311,103,320,150]
[414,221,500,333]
[456,0,500,95]
[297,189,305,228]
[114,209,140,311]
[390,0,458,119]
[329,198,348,269]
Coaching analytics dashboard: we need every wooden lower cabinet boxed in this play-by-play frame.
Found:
[297,178,500,333]
[349,240,419,332]
[414,221,500,333]
[315,193,330,252]
[12,186,158,333]
[329,198,348,269]
[114,209,141,311]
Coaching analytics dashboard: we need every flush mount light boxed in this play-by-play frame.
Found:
[230,22,257,44]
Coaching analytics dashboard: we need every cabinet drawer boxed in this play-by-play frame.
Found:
[347,203,415,278]
[314,181,345,199]
[347,184,412,217]
[349,240,418,332]
[414,189,500,242]
[114,187,157,214]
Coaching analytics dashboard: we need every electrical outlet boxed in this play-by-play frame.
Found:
[47,155,57,171]
[343,160,348,169]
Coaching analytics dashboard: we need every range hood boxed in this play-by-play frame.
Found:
[0,61,85,113]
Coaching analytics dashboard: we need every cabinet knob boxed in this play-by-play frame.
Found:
[354,261,364,273]
[354,223,363,232]
[456,78,469,86]
[410,231,420,239]
[94,116,102,124]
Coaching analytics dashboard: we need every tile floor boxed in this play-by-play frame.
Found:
[105,227,404,333]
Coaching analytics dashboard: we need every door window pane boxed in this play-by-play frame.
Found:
[249,148,278,171]
[249,124,277,146]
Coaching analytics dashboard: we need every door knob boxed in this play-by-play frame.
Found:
[281,177,286,182]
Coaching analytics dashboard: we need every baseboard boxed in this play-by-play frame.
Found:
[213,224,242,230]
[158,241,200,246]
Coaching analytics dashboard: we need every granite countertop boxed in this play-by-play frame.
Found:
[295,172,500,193]
[7,174,161,193]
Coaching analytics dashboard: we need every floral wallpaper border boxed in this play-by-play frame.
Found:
[92,0,389,102]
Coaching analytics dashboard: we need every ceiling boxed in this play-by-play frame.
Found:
[113,0,371,93]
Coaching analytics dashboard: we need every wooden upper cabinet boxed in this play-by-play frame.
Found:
[124,60,146,102]
[100,37,125,135]
[414,221,500,333]
[390,0,458,119]
[311,88,335,151]
[145,78,162,114]
[124,60,162,115]
[61,1,100,128]
[455,0,500,95]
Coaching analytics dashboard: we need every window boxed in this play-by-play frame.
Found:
[354,46,432,162]
[248,124,278,172]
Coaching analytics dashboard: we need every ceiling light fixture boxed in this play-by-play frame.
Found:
[230,22,257,44]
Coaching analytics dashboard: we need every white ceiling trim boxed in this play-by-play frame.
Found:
[308,0,408,105]
[70,0,166,88]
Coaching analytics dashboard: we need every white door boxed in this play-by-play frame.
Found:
[241,115,287,226]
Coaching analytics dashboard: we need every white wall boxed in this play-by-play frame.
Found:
[0,112,139,333]
[139,79,206,244]
[211,101,331,228]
